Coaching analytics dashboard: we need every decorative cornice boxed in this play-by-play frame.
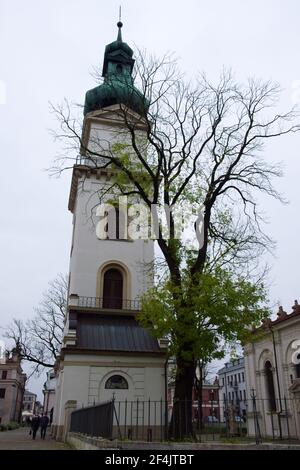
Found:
[61,360,165,368]
[60,347,166,361]
[68,165,114,213]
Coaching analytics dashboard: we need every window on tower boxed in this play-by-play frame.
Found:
[103,268,123,309]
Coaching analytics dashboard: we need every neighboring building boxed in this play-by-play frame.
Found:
[0,348,26,424]
[22,390,37,417]
[52,22,166,440]
[218,357,247,422]
[43,369,57,422]
[244,301,300,440]
[168,380,220,423]
[35,401,44,416]
[200,381,220,422]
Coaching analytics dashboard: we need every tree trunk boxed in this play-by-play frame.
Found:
[169,357,195,439]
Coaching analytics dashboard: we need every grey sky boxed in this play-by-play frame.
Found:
[1,0,300,397]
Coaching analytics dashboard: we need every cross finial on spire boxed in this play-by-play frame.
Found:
[117,6,123,42]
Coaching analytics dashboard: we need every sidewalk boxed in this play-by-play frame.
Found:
[0,427,69,450]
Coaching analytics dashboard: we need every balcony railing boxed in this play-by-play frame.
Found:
[76,296,141,311]
[75,155,107,167]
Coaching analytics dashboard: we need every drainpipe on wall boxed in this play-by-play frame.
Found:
[270,326,283,411]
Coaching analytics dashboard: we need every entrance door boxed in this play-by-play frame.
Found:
[103,268,123,309]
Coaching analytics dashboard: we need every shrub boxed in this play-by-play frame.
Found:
[0,422,19,431]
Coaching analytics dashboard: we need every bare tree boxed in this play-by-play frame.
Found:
[4,274,67,374]
[51,50,299,436]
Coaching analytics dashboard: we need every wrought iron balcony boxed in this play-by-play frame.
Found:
[75,155,107,167]
[74,296,141,311]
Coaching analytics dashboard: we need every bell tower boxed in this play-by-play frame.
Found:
[53,23,166,441]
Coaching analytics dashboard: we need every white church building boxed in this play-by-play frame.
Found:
[52,22,166,440]
[244,302,300,440]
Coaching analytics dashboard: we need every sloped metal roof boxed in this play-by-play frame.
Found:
[76,314,160,353]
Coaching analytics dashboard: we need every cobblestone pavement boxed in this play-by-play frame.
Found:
[0,427,70,450]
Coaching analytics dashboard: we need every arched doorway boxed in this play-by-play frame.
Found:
[103,268,123,309]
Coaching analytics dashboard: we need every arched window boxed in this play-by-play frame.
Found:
[105,375,128,390]
[103,268,123,309]
[265,361,276,411]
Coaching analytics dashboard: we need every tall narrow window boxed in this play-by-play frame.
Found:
[102,207,126,240]
[296,362,300,379]
[103,268,123,309]
[265,361,276,411]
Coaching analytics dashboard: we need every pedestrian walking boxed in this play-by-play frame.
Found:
[31,415,40,440]
[40,414,50,440]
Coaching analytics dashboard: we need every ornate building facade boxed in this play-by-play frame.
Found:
[244,301,300,440]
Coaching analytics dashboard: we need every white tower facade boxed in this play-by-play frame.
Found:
[52,24,166,441]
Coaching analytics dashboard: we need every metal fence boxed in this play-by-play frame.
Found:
[113,398,167,441]
[70,401,114,439]
[69,396,300,443]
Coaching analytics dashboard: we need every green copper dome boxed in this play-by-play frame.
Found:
[84,22,148,117]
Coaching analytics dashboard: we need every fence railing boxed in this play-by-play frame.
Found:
[70,401,114,439]
[69,397,300,443]
[77,296,141,311]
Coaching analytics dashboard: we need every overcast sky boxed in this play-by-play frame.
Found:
[1,0,300,398]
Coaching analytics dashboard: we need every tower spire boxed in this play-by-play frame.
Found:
[117,6,123,42]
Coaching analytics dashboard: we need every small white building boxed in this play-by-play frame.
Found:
[22,390,37,420]
[244,301,300,440]
[43,369,57,422]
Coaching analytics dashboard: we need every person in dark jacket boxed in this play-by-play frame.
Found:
[31,415,40,440]
[40,414,50,440]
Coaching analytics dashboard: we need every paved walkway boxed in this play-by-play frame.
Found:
[0,427,69,450]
